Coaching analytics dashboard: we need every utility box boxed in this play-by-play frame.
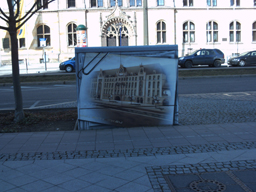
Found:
[75,45,179,130]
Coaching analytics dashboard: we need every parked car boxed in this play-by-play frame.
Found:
[59,57,75,72]
[178,49,225,68]
[227,51,256,67]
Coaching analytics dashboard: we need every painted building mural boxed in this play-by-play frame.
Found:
[90,64,171,106]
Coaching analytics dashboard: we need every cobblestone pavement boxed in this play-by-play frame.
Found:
[1,141,256,162]
[179,91,256,125]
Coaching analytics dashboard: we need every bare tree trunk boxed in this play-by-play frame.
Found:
[9,22,24,122]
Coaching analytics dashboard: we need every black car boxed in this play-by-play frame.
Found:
[227,51,256,67]
[178,49,225,68]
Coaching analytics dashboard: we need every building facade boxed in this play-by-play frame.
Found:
[90,64,170,105]
[1,0,256,64]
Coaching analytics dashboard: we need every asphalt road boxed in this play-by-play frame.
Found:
[0,76,256,110]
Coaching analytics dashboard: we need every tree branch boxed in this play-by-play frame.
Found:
[0,7,10,20]
[0,15,9,23]
[16,0,55,24]
[16,0,56,30]
[0,25,9,31]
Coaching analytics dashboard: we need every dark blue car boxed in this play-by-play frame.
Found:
[59,57,75,72]
[228,50,256,67]
[178,49,225,68]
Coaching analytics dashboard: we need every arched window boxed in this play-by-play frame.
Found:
[68,0,76,8]
[253,22,256,42]
[157,21,166,44]
[68,23,77,46]
[206,21,218,42]
[37,24,50,47]
[183,21,195,43]
[229,21,241,42]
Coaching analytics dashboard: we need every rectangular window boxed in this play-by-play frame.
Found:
[118,0,122,6]
[130,0,135,6]
[110,0,115,6]
[98,0,103,7]
[253,31,256,41]
[190,32,195,42]
[157,0,164,6]
[19,38,25,48]
[162,32,166,43]
[2,38,9,49]
[43,0,48,9]
[68,0,76,8]
[189,0,193,6]
[157,32,161,43]
[183,0,187,6]
[236,0,240,6]
[207,31,212,42]
[137,0,142,6]
[213,0,217,6]
[254,0,256,6]
[213,31,218,42]
[230,31,234,42]
[207,0,211,6]
[91,0,96,7]
[230,0,234,6]
[37,0,48,9]
[236,31,241,42]
[183,32,188,42]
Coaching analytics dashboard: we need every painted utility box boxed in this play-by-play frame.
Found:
[75,45,179,130]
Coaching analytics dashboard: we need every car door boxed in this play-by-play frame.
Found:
[246,51,256,65]
[192,50,204,65]
[204,50,214,65]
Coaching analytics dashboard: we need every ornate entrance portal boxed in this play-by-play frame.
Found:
[101,3,135,47]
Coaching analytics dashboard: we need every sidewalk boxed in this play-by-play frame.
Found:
[0,62,60,76]
[1,122,256,191]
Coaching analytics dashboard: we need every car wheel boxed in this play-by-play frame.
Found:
[184,61,192,68]
[238,60,245,67]
[213,60,221,67]
[65,65,73,72]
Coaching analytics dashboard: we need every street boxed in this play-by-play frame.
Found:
[0,76,256,110]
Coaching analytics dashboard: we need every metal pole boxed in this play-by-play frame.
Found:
[44,47,47,71]
[143,0,148,45]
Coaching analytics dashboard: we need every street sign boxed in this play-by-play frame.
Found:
[40,38,46,47]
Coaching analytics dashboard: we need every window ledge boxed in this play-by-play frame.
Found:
[229,42,243,44]
[35,46,52,50]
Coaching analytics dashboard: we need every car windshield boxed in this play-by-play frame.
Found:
[239,52,250,56]
[188,50,199,56]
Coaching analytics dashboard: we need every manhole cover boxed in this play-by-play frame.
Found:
[190,179,226,192]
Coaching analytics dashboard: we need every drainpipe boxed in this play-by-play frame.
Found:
[143,0,148,45]
[57,0,61,61]
[173,0,176,45]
